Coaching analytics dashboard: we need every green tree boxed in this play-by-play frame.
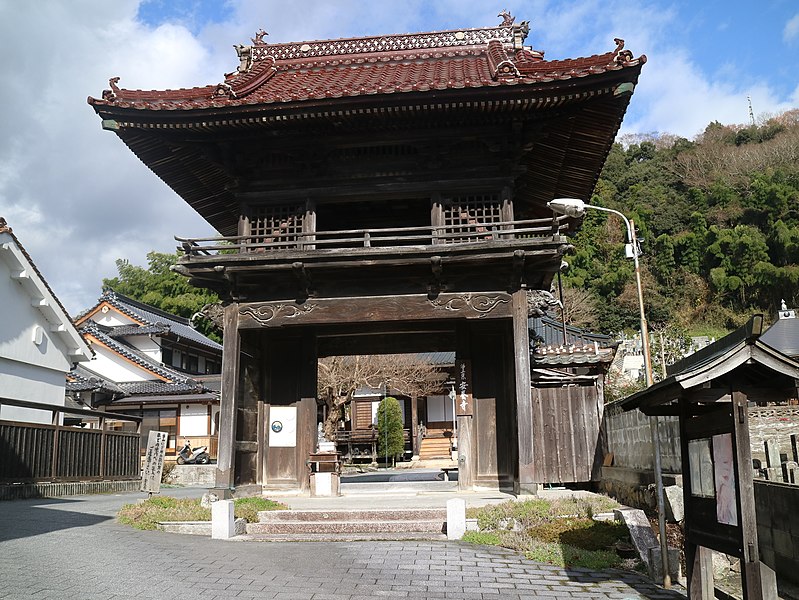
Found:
[103,251,221,341]
[376,396,405,466]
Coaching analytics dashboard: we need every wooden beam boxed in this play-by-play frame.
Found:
[238,293,513,329]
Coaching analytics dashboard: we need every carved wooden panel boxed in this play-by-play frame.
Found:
[238,293,513,329]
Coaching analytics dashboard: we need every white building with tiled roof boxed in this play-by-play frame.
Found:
[69,291,222,457]
[0,218,93,424]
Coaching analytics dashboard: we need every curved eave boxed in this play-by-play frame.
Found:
[91,64,643,236]
[619,339,799,413]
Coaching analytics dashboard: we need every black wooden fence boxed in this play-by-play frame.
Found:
[0,397,141,483]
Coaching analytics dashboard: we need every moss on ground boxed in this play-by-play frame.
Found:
[117,496,287,530]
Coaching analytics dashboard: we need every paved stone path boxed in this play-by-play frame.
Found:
[0,490,687,600]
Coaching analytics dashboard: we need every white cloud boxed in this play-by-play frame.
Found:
[784,13,799,42]
[0,1,217,314]
[0,0,796,315]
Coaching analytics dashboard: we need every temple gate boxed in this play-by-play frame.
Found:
[89,16,645,495]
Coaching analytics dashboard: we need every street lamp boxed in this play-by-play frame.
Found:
[548,198,670,588]
[547,199,653,383]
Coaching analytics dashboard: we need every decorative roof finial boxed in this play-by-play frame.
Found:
[251,29,268,45]
[498,10,515,26]
[102,77,121,102]
[613,38,633,64]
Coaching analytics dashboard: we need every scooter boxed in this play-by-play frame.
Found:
[176,440,211,465]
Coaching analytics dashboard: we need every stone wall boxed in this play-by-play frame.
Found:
[601,403,799,509]
[603,402,682,472]
[166,464,216,487]
[748,406,799,468]
[754,480,799,585]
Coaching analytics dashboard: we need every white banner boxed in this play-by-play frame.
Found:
[268,406,297,448]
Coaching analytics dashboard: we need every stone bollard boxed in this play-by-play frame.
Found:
[211,499,235,539]
[446,498,466,540]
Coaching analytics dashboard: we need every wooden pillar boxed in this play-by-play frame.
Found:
[512,289,535,494]
[215,303,240,490]
[733,391,778,599]
[457,414,474,489]
[687,545,715,600]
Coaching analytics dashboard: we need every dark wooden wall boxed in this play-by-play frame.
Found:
[261,331,317,490]
[465,321,516,488]
[529,382,603,483]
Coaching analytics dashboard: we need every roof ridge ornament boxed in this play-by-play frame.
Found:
[102,77,121,102]
[251,29,268,45]
[513,20,530,48]
[498,10,515,26]
[613,38,633,64]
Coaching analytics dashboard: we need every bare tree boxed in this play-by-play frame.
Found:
[317,354,448,441]
[558,285,598,329]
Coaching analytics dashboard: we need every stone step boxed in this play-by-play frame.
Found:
[246,519,445,535]
[239,531,448,543]
[257,508,446,523]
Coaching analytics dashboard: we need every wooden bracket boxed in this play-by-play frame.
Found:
[511,249,525,290]
[292,261,313,299]
[428,255,443,296]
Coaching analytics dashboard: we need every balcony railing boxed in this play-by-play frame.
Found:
[177,216,568,257]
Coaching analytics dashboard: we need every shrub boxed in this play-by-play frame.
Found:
[117,497,210,530]
[117,496,288,530]
[233,497,286,522]
[376,396,405,463]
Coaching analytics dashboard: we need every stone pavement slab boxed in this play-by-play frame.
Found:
[0,489,686,600]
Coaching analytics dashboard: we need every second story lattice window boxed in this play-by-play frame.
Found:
[442,194,502,243]
[249,204,305,249]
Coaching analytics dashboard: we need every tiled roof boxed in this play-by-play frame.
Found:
[529,315,615,348]
[80,321,201,384]
[79,291,222,352]
[117,381,209,395]
[532,346,616,366]
[88,23,644,112]
[66,365,126,396]
[760,311,799,359]
[105,324,171,338]
[108,392,218,406]
[529,314,616,366]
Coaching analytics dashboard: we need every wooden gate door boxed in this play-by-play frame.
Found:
[529,383,603,483]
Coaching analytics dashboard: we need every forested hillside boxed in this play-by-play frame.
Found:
[562,108,799,338]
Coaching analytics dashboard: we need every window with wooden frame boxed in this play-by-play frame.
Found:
[441,194,502,243]
[248,204,305,250]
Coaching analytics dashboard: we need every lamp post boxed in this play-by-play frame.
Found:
[547,198,670,588]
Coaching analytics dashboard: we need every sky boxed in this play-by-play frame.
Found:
[0,0,797,316]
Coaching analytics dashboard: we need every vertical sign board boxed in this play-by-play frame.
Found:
[455,359,473,416]
[140,430,168,493]
[269,406,298,447]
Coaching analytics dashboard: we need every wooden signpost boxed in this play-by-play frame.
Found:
[140,430,168,494]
